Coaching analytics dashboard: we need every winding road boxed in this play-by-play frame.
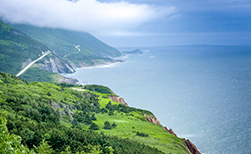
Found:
[16,51,51,77]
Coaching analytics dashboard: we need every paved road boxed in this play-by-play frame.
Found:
[16,51,51,77]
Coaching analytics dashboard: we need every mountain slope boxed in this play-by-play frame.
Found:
[0,20,75,82]
[13,24,122,67]
[0,72,191,154]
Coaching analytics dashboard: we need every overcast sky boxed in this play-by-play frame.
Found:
[0,0,251,47]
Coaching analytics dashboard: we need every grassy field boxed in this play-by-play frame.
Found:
[74,88,190,154]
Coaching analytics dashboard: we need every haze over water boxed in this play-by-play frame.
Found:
[65,46,251,154]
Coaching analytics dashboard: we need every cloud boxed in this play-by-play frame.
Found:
[0,0,176,33]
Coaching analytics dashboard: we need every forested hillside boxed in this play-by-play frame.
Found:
[13,24,122,67]
[0,72,190,154]
[0,21,75,82]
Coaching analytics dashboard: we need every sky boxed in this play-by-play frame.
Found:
[0,0,251,47]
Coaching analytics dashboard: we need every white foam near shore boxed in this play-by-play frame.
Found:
[73,60,126,71]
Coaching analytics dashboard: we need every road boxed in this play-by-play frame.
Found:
[16,51,51,77]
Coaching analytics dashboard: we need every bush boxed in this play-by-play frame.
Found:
[112,122,117,128]
[104,121,111,129]
[91,113,97,121]
[89,122,99,130]
[84,85,114,94]
[136,131,149,137]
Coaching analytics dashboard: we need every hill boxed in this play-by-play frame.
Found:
[0,72,194,154]
[13,24,122,67]
[0,20,75,82]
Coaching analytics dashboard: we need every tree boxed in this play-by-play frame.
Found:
[108,111,114,116]
[105,102,112,110]
[0,115,32,154]
[89,122,99,130]
[84,114,92,125]
[91,113,96,121]
[104,121,111,129]
[34,140,53,154]
[111,122,117,128]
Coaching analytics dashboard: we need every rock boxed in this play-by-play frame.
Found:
[51,102,60,109]
[63,104,74,121]
[58,76,79,84]
[162,126,177,136]
[109,96,128,106]
[40,56,75,74]
[144,114,161,125]
[122,49,143,54]
[22,58,32,68]
[184,139,201,154]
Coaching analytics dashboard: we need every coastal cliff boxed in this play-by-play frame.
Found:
[110,95,201,154]
[40,55,75,74]
[184,139,201,154]
[143,111,200,154]
[109,96,128,106]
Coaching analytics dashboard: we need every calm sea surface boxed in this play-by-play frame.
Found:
[64,46,251,154]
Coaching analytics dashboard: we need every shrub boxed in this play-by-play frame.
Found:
[104,121,111,129]
[89,122,99,130]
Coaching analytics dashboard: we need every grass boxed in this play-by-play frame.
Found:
[82,90,190,154]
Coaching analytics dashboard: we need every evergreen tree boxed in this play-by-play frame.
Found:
[112,122,117,128]
[104,121,111,129]
[84,114,92,125]
[91,113,96,121]
[89,122,99,130]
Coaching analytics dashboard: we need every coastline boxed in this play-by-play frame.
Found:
[60,57,126,84]
[61,56,201,154]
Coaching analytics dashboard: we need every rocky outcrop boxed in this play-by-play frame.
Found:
[57,76,79,84]
[162,126,177,136]
[122,49,143,55]
[22,58,32,68]
[40,55,75,73]
[184,139,201,154]
[109,96,128,106]
[144,114,201,154]
[144,114,161,125]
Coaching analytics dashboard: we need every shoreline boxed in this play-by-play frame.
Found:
[60,57,126,84]
[76,59,126,70]
[59,55,201,154]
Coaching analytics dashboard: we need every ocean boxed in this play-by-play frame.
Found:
[64,46,251,154]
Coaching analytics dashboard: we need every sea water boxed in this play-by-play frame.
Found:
[64,46,251,154]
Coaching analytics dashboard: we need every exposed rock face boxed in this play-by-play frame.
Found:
[40,56,75,73]
[58,76,79,84]
[144,114,201,154]
[22,58,32,68]
[144,114,161,125]
[162,126,177,136]
[184,139,201,154]
[109,96,128,106]
[63,104,74,121]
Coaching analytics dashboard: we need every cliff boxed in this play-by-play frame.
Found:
[109,94,200,154]
[40,55,75,74]
[184,139,201,154]
[144,114,161,125]
[143,113,200,154]
[109,96,128,106]
[162,126,177,136]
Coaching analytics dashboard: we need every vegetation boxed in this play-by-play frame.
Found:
[0,20,49,75]
[0,72,189,153]
[0,20,66,82]
[0,20,121,83]
[104,121,112,129]
[84,85,114,94]
[13,24,121,67]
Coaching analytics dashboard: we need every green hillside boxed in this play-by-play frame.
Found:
[0,21,49,74]
[13,24,122,67]
[0,21,76,83]
[0,72,190,154]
